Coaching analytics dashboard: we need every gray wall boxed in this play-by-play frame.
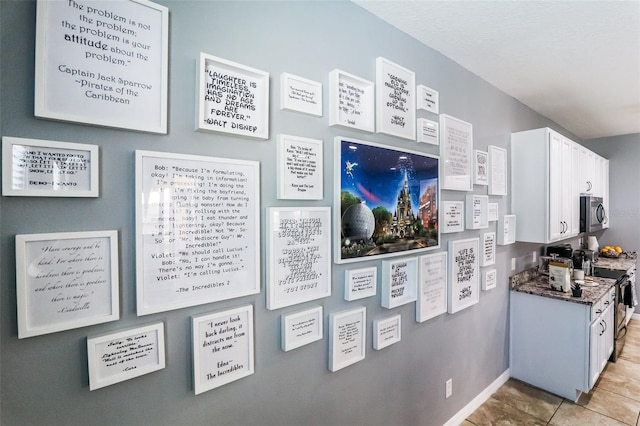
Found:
[1,1,578,425]
[583,133,640,314]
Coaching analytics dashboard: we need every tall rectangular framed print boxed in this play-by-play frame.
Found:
[87,322,165,390]
[448,238,479,314]
[35,0,168,133]
[15,230,119,338]
[276,134,323,200]
[498,214,517,245]
[480,232,496,267]
[488,202,499,222]
[135,150,260,315]
[328,69,374,132]
[329,307,366,372]
[266,207,331,310]
[192,305,254,394]
[375,57,416,140]
[474,150,488,186]
[196,52,269,140]
[416,252,447,322]
[334,137,439,263]
[465,194,488,230]
[2,136,99,197]
[280,73,322,117]
[440,114,473,191]
[441,201,464,234]
[488,145,507,196]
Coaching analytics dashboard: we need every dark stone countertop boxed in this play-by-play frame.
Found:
[512,274,617,306]
[594,256,637,273]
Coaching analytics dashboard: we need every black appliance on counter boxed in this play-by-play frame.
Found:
[572,249,598,270]
[546,244,573,259]
[592,266,631,362]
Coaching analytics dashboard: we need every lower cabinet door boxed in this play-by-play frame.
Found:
[589,319,601,389]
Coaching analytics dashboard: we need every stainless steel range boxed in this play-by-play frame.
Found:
[592,267,631,361]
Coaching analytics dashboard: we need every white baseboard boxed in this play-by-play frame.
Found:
[443,369,510,426]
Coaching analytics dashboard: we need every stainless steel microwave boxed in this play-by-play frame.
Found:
[580,195,607,232]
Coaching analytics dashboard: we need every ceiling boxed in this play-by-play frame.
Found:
[353,0,640,140]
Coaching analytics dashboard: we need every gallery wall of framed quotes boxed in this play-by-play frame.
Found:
[334,137,439,264]
[135,150,260,315]
[375,57,416,140]
[2,136,99,197]
[15,230,120,338]
[448,238,479,314]
[34,0,169,133]
[266,207,331,310]
[196,52,269,140]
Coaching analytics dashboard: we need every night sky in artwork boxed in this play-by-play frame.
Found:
[340,140,438,213]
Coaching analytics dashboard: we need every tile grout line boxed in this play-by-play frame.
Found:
[546,397,565,425]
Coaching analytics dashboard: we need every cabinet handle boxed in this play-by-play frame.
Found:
[604,300,610,306]
[587,181,592,191]
[596,309,602,315]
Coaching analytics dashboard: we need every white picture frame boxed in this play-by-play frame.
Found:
[280,72,322,117]
[15,230,119,338]
[135,150,260,315]
[474,150,488,186]
[281,306,323,352]
[440,114,473,191]
[465,194,488,230]
[416,252,448,323]
[416,118,439,145]
[372,315,402,350]
[344,267,377,301]
[480,232,496,267]
[482,269,497,291]
[488,203,499,222]
[488,145,508,196]
[416,84,439,114]
[381,257,418,309]
[2,136,99,197]
[192,305,254,395]
[266,207,331,310]
[375,57,416,140]
[448,238,480,314]
[276,134,323,200]
[441,201,464,234]
[328,69,374,132]
[196,52,269,140]
[498,214,517,245]
[87,322,165,391]
[329,307,366,372]
[34,0,168,134]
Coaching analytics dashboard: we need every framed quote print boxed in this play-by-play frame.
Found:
[498,214,517,245]
[482,269,497,291]
[481,232,496,267]
[448,238,479,314]
[488,203,499,222]
[488,145,508,196]
[2,136,99,197]
[416,252,447,322]
[417,118,439,145]
[280,73,322,117]
[474,150,488,186]
[372,315,401,350]
[465,194,488,230]
[15,230,119,338]
[196,52,269,140]
[416,84,439,114]
[381,257,418,309]
[266,207,331,310]
[441,201,464,234]
[35,0,168,133]
[334,137,439,263]
[276,134,323,200]
[329,307,366,372]
[281,306,323,352]
[344,267,377,301]
[87,322,165,390]
[192,305,254,395]
[375,57,416,140]
[135,150,260,315]
[440,114,473,191]
[328,69,374,132]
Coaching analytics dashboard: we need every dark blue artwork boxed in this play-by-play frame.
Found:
[338,139,439,261]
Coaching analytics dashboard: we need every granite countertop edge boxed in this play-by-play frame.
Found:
[512,274,617,306]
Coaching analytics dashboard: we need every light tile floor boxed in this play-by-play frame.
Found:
[465,319,640,425]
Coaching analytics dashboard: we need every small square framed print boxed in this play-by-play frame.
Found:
[87,322,165,391]
[328,69,374,132]
[280,72,322,117]
[416,84,439,114]
[281,306,323,352]
[417,118,439,145]
[329,307,366,372]
[372,315,401,350]
[482,269,497,291]
[441,201,464,234]
[276,134,323,200]
[3,136,99,197]
[344,267,377,301]
[381,257,418,309]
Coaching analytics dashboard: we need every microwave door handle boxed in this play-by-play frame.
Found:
[596,203,606,224]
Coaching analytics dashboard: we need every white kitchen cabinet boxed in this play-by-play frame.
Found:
[579,147,598,195]
[602,158,610,229]
[511,286,615,402]
[511,128,578,243]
